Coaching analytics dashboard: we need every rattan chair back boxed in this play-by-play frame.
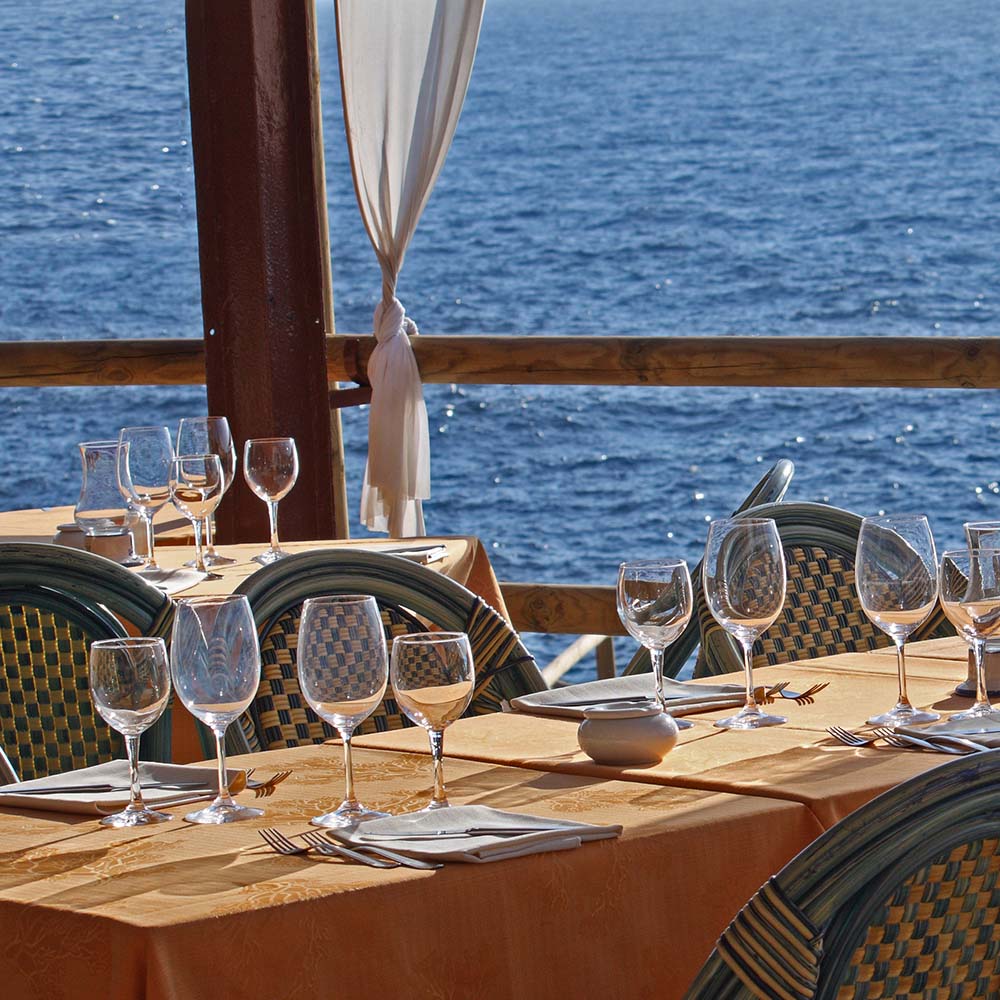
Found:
[226,549,545,755]
[0,542,174,780]
[685,749,1000,999]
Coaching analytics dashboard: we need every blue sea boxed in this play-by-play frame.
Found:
[2,0,999,675]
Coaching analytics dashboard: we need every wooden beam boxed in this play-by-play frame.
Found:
[5,335,1000,390]
[185,0,336,544]
[502,582,625,636]
[542,634,609,686]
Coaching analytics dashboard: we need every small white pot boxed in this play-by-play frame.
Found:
[577,701,679,766]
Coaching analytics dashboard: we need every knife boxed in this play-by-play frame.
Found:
[0,781,212,796]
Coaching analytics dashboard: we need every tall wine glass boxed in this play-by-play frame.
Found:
[169,454,224,578]
[177,416,237,567]
[89,637,172,827]
[617,560,694,725]
[170,594,263,824]
[117,426,174,573]
[243,437,299,565]
[703,518,788,729]
[297,595,390,827]
[939,549,1000,724]
[856,514,940,726]
[391,632,474,810]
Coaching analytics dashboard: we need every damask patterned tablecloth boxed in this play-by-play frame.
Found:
[0,745,823,1000]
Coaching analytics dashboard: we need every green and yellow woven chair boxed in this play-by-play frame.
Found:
[624,459,795,680]
[223,548,546,755]
[690,501,953,678]
[685,749,1000,999]
[0,542,174,781]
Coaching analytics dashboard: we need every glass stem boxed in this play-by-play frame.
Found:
[144,512,157,569]
[204,514,217,556]
[342,731,358,807]
[192,517,206,571]
[650,647,665,709]
[267,500,280,553]
[429,729,448,807]
[895,640,913,708]
[742,639,758,711]
[973,638,989,707]
[214,729,235,807]
[124,734,145,813]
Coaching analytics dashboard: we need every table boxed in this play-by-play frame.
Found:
[0,641,973,1000]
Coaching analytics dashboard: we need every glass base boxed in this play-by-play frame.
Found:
[715,706,787,730]
[948,703,1000,724]
[310,802,390,829]
[418,799,451,812]
[673,718,694,731]
[100,806,173,827]
[204,551,236,567]
[252,548,287,566]
[184,799,264,824]
[868,704,940,726]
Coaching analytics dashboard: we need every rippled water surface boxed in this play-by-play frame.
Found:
[2,0,999,673]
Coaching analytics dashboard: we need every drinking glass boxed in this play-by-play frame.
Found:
[177,417,237,567]
[703,518,788,729]
[391,632,474,810]
[297,595,390,827]
[617,560,694,727]
[856,514,940,726]
[169,454,224,578]
[243,437,299,565]
[939,549,1000,724]
[170,594,263,823]
[89,637,172,827]
[117,426,174,573]
[74,440,142,566]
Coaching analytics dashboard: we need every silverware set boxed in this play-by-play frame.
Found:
[242,768,292,799]
[827,725,990,755]
[258,827,442,870]
[761,682,830,705]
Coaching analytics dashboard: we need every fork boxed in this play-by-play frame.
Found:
[826,725,881,747]
[241,769,292,799]
[869,728,981,755]
[774,682,830,705]
[258,828,396,868]
[303,831,442,870]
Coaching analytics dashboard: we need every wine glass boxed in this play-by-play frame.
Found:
[297,595,390,827]
[617,560,694,727]
[170,594,263,824]
[939,549,1000,724]
[89,636,172,827]
[177,417,237,567]
[856,514,940,726]
[117,426,174,573]
[703,518,788,729]
[243,437,299,565]
[169,454,224,578]
[390,632,474,810]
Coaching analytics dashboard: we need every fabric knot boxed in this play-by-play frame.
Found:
[373,297,418,343]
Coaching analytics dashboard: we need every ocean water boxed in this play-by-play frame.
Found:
[2,0,999,675]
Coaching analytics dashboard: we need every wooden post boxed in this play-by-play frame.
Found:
[185,0,337,543]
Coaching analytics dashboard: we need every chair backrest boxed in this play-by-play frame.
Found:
[624,459,795,679]
[694,502,952,677]
[0,542,174,780]
[685,750,1000,999]
[227,548,546,754]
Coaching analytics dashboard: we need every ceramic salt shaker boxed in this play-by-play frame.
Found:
[577,701,679,766]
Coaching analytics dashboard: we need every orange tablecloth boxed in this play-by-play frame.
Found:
[0,745,822,1000]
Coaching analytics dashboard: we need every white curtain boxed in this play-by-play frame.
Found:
[336,0,486,537]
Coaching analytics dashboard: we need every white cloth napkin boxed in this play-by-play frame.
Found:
[0,760,241,815]
[509,675,745,720]
[133,567,207,596]
[328,805,622,864]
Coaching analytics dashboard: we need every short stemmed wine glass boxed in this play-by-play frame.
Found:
[939,549,1000,725]
[297,595,390,827]
[617,560,694,724]
[169,454,224,578]
[177,416,237,568]
[856,514,940,726]
[243,437,299,565]
[117,426,174,573]
[391,632,474,810]
[89,636,172,827]
[704,518,788,729]
[170,594,263,823]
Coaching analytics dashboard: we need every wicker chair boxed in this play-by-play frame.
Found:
[223,548,546,754]
[685,749,1000,999]
[0,542,174,781]
[693,501,952,677]
[624,459,795,679]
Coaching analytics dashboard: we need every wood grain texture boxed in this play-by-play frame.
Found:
[501,582,625,636]
[6,336,1000,389]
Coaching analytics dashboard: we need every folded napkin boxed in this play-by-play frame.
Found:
[509,675,745,720]
[328,805,622,864]
[0,760,244,815]
[897,720,1000,747]
[135,567,207,596]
